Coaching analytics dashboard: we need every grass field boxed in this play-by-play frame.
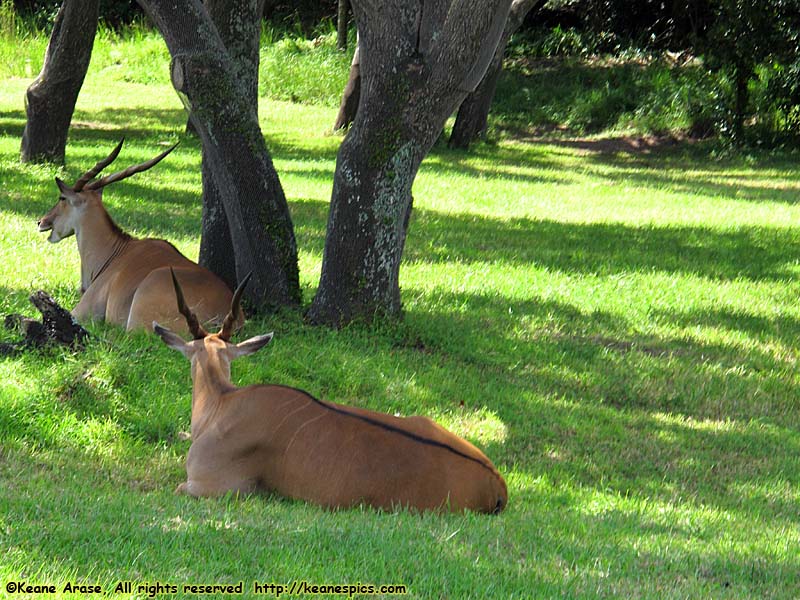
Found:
[1,26,800,600]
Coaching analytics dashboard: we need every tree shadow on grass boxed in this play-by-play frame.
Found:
[3,104,575,190]
[574,147,800,205]
[0,108,191,151]
[419,142,572,186]
[2,410,798,597]
[650,305,800,357]
[222,196,800,285]
[405,209,800,282]
[385,271,800,512]
[72,107,188,137]
[71,106,346,166]
[0,109,25,138]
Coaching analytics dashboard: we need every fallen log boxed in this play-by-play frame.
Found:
[1,291,89,355]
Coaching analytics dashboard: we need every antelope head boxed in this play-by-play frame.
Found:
[153,269,273,380]
[37,139,178,243]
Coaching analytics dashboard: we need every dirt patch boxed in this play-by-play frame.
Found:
[517,131,693,155]
[549,332,686,358]
[586,335,679,358]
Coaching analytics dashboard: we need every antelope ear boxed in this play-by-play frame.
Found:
[55,177,84,206]
[231,332,273,358]
[153,322,193,358]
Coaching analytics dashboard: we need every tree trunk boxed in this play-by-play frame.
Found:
[308,0,512,326]
[449,0,545,149]
[20,0,99,165]
[198,155,236,290]
[732,61,749,146]
[333,42,360,131]
[337,0,349,51]
[449,60,502,148]
[197,0,265,291]
[137,0,300,310]
[312,93,424,324]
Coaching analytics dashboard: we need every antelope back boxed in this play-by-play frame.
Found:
[260,387,508,513]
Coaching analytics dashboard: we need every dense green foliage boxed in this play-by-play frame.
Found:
[525,0,800,145]
[700,0,800,144]
[2,2,798,145]
[8,0,339,30]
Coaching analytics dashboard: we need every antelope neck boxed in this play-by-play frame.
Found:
[90,237,129,288]
[76,209,130,293]
[190,350,236,437]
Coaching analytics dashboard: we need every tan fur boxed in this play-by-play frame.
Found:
[155,315,508,514]
[38,163,240,334]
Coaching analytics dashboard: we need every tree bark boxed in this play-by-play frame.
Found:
[449,0,545,149]
[308,0,513,326]
[449,60,503,148]
[333,42,360,131]
[337,0,349,51]
[197,0,265,291]
[732,61,749,146]
[198,156,236,290]
[20,0,99,165]
[137,0,300,310]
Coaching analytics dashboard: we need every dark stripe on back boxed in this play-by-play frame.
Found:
[274,385,500,479]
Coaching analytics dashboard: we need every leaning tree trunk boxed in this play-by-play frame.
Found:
[197,0,265,291]
[449,0,545,149]
[449,60,503,149]
[20,0,99,164]
[308,0,512,326]
[732,61,750,146]
[198,159,236,290]
[337,0,349,50]
[137,0,300,310]
[333,41,360,131]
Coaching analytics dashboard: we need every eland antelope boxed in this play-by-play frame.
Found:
[37,139,241,334]
[154,270,508,513]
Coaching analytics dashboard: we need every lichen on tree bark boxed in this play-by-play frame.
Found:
[138,0,299,310]
[308,0,513,326]
[20,0,100,165]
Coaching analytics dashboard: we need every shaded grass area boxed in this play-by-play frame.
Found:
[1,71,800,599]
[492,56,714,136]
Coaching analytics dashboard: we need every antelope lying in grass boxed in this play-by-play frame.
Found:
[37,139,240,333]
[154,271,508,514]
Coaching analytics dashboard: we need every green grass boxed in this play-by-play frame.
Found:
[0,20,354,105]
[259,30,355,106]
[493,55,717,136]
[2,30,800,600]
[0,18,719,139]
